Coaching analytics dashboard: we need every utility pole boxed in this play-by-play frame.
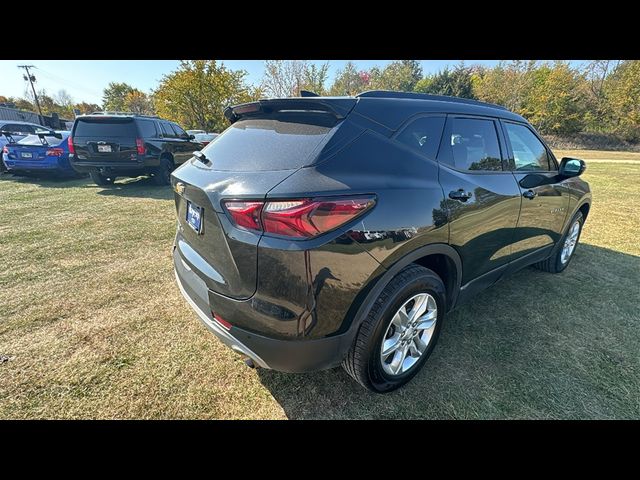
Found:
[18,65,44,125]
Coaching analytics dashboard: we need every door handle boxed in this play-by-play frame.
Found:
[523,190,537,200]
[449,189,473,202]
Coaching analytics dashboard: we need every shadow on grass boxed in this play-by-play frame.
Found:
[1,172,89,187]
[94,176,174,201]
[257,244,640,419]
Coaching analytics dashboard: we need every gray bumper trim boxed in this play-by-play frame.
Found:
[174,270,270,369]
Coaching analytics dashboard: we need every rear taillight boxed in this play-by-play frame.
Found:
[136,138,146,155]
[46,148,64,157]
[223,196,376,239]
[67,136,75,154]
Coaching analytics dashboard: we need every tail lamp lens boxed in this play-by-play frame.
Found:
[67,136,75,154]
[46,148,64,157]
[136,138,146,155]
[223,196,375,239]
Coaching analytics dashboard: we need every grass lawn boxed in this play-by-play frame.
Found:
[1,151,638,419]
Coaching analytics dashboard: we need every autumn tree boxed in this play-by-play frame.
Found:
[102,82,136,111]
[124,90,154,115]
[262,60,330,97]
[523,62,588,134]
[415,64,477,99]
[603,60,640,140]
[369,60,423,92]
[328,61,371,96]
[154,60,258,132]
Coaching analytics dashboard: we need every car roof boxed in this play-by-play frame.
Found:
[0,120,44,125]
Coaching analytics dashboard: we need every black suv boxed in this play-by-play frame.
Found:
[171,91,592,392]
[69,113,201,185]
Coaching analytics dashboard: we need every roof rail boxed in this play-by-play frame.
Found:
[87,111,162,119]
[356,90,508,111]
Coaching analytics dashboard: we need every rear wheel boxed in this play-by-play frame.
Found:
[342,264,446,393]
[534,210,584,273]
[89,170,116,186]
[153,157,173,186]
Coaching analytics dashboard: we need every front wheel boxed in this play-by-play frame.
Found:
[534,210,584,273]
[342,264,446,393]
[89,170,116,186]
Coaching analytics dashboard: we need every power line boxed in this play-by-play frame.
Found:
[33,67,104,99]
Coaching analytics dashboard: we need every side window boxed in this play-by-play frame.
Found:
[160,122,175,138]
[171,123,188,138]
[137,119,157,138]
[503,123,551,171]
[445,118,503,171]
[395,116,445,160]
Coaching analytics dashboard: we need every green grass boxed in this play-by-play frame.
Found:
[1,155,639,419]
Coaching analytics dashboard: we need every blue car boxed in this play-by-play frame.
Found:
[0,121,50,173]
[2,130,79,177]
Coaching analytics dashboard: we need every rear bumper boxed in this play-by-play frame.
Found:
[3,157,65,172]
[173,246,351,373]
[69,154,160,173]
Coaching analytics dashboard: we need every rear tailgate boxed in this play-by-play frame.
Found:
[72,116,138,162]
[172,166,297,299]
[172,97,358,300]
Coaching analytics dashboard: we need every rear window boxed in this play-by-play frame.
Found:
[74,117,137,137]
[202,116,335,171]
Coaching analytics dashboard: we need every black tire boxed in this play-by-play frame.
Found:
[153,157,173,186]
[342,264,446,393]
[534,211,584,273]
[89,171,116,186]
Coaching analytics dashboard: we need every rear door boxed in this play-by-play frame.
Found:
[437,115,522,296]
[72,116,138,162]
[501,120,570,261]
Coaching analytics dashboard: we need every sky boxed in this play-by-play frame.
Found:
[0,60,586,105]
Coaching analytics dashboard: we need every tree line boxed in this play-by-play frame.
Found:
[2,60,638,141]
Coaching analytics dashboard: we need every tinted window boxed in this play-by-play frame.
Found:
[160,122,175,137]
[171,123,187,138]
[447,118,502,171]
[32,124,49,133]
[504,123,551,171]
[201,116,334,171]
[74,118,137,137]
[137,119,157,138]
[3,124,33,134]
[395,116,445,160]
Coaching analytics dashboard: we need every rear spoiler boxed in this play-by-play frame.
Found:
[223,98,357,124]
[36,130,62,146]
[0,130,16,144]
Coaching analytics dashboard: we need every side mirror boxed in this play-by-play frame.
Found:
[559,157,586,178]
[188,134,196,140]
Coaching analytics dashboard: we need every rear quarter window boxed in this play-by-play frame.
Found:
[74,118,137,137]
[395,116,446,160]
[137,119,158,138]
[201,116,335,171]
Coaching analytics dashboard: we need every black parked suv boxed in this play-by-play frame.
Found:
[69,113,201,185]
[171,91,591,392]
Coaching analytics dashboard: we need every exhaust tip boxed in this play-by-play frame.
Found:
[243,356,256,369]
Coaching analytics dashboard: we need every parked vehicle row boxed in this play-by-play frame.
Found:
[170,90,592,392]
[2,114,214,185]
